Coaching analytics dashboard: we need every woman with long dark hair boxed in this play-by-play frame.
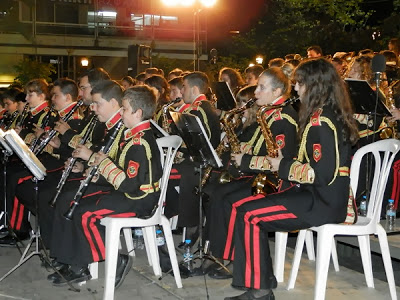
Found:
[223,58,359,300]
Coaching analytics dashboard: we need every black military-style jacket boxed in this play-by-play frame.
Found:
[183,94,221,149]
[1,110,19,130]
[279,106,352,225]
[240,100,299,174]
[20,101,51,140]
[98,120,162,200]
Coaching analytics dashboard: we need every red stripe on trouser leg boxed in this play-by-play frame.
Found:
[10,197,19,228]
[16,200,25,231]
[10,175,34,229]
[82,209,113,262]
[223,194,264,260]
[223,185,295,260]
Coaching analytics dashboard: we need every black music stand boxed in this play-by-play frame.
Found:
[213,81,237,111]
[0,129,13,235]
[0,129,46,282]
[170,111,222,264]
[150,119,170,138]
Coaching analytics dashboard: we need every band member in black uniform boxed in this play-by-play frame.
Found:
[164,71,220,242]
[0,88,23,130]
[224,58,359,300]
[48,84,162,288]
[204,68,299,278]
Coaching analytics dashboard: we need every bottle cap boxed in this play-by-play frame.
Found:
[389,199,394,203]
[156,230,162,234]
[363,195,367,199]
[185,239,192,243]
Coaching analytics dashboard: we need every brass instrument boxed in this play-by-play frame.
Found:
[200,98,257,187]
[252,97,299,195]
[161,98,181,133]
[380,80,399,139]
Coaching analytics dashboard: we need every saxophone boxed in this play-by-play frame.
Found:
[251,97,299,195]
[200,98,256,187]
[161,98,182,133]
[381,80,399,139]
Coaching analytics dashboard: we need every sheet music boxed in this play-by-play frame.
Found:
[0,129,13,155]
[4,130,46,180]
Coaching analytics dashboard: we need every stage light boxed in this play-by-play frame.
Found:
[182,0,196,6]
[200,0,217,7]
[161,0,180,6]
[248,63,255,67]
[81,58,89,67]
[255,56,263,65]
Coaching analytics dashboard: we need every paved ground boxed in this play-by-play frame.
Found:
[0,234,399,300]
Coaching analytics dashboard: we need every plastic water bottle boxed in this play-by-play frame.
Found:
[386,199,396,230]
[183,239,193,272]
[156,229,165,247]
[359,195,368,217]
[134,228,145,250]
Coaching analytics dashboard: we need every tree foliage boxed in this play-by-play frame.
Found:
[13,58,56,86]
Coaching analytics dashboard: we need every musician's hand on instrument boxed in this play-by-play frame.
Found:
[48,136,61,149]
[231,153,244,167]
[388,108,400,122]
[55,120,71,134]
[14,126,22,134]
[93,152,107,166]
[268,149,283,172]
[73,145,92,161]
[33,124,44,138]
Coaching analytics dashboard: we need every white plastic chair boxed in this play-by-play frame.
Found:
[287,139,400,300]
[100,135,183,300]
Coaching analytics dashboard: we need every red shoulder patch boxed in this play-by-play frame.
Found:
[313,144,322,162]
[127,160,139,178]
[275,134,285,149]
[311,108,323,126]
[132,132,144,145]
[273,110,282,121]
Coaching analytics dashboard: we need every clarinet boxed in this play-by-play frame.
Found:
[33,100,83,155]
[16,104,29,128]
[63,119,124,220]
[49,115,98,208]
[29,105,55,151]
[3,110,20,131]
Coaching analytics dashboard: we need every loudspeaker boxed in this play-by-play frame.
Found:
[127,44,152,77]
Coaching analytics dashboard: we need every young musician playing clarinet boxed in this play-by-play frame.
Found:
[224,58,359,300]
[47,83,162,288]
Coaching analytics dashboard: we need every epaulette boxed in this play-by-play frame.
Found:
[190,100,202,111]
[310,108,323,126]
[132,132,144,145]
[272,109,282,121]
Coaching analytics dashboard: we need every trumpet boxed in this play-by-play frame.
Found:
[63,119,124,220]
[49,115,98,208]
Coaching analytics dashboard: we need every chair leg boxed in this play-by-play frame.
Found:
[142,227,153,266]
[182,227,186,243]
[143,226,162,277]
[305,230,315,261]
[103,223,122,300]
[358,235,374,288]
[376,225,397,300]
[287,229,307,290]
[274,232,288,283]
[314,231,333,300]
[123,228,136,257]
[88,262,98,280]
[161,216,183,288]
[331,238,340,272]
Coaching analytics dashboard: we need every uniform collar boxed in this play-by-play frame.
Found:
[105,110,122,130]
[30,101,49,116]
[0,108,6,116]
[177,103,191,113]
[124,120,150,140]
[266,96,285,117]
[192,94,207,105]
[58,102,77,118]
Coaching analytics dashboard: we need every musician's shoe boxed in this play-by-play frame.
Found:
[41,259,65,272]
[0,232,29,247]
[172,227,183,235]
[115,254,133,289]
[191,261,220,276]
[0,228,9,238]
[52,267,91,286]
[224,289,275,300]
[208,262,233,280]
[47,264,70,281]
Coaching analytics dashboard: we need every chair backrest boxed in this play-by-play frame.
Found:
[350,139,400,225]
[155,135,182,217]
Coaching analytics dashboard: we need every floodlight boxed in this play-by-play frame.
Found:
[255,56,263,65]
[200,0,217,7]
[81,58,89,67]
